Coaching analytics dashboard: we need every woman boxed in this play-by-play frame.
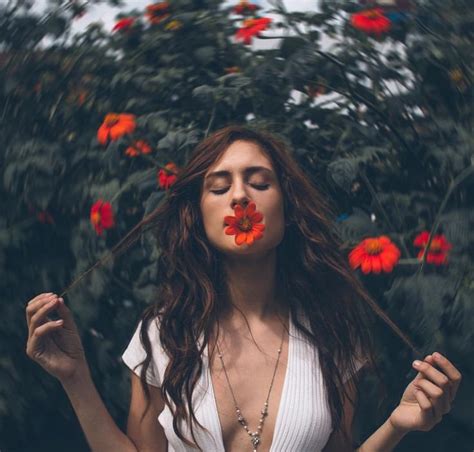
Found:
[25,125,462,452]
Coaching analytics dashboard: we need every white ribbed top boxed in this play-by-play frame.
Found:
[122,307,365,452]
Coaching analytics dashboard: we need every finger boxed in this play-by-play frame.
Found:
[27,319,64,358]
[33,319,64,339]
[26,294,58,324]
[53,298,75,328]
[413,356,450,390]
[415,379,445,419]
[431,352,462,399]
[414,388,440,429]
[26,292,53,306]
[29,297,61,335]
[424,355,453,411]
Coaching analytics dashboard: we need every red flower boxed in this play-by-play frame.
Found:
[37,210,55,225]
[413,231,452,265]
[349,235,401,274]
[113,17,136,32]
[90,200,115,236]
[224,201,265,246]
[305,84,327,98]
[145,2,171,24]
[97,113,136,146]
[125,140,152,157]
[235,17,272,45]
[233,1,259,15]
[224,66,241,74]
[158,162,179,189]
[350,8,391,35]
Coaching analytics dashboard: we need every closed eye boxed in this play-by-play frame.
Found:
[210,184,270,195]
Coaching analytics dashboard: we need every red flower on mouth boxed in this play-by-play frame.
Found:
[413,231,452,265]
[224,201,265,246]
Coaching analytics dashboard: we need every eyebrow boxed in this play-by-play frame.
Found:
[205,166,274,181]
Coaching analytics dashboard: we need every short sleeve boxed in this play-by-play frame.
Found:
[121,318,164,388]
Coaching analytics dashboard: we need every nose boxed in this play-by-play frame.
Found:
[230,179,251,210]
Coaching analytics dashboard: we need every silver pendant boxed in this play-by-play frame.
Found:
[251,432,260,448]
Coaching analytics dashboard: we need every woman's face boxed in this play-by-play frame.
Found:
[200,140,286,256]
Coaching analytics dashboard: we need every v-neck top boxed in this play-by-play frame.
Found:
[121,307,366,451]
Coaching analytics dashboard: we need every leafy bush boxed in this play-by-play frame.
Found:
[1,0,472,450]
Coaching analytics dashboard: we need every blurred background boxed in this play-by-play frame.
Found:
[1,0,473,450]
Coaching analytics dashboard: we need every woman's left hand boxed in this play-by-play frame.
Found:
[388,352,462,434]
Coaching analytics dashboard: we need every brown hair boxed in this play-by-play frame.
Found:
[63,124,419,450]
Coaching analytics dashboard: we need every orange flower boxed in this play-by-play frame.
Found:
[350,8,391,35]
[125,140,152,157]
[97,113,136,145]
[77,90,88,106]
[224,66,241,74]
[112,17,136,32]
[67,88,88,106]
[145,2,171,24]
[413,231,452,265]
[164,19,183,31]
[224,201,265,246]
[305,84,327,98]
[233,0,259,15]
[37,210,55,225]
[158,162,179,189]
[90,200,115,236]
[349,235,401,274]
[235,17,272,45]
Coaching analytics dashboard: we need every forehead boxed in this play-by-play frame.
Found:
[205,140,273,174]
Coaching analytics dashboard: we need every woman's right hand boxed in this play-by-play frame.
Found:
[26,292,87,383]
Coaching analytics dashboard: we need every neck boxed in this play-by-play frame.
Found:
[219,249,287,325]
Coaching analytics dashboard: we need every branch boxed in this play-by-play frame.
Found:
[417,164,474,273]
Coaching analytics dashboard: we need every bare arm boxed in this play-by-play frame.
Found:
[61,363,139,452]
[26,293,167,452]
[325,352,461,451]
[62,365,168,452]
[323,371,407,452]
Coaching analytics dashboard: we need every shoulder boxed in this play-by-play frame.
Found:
[122,316,166,388]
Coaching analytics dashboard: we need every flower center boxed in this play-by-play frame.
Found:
[449,69,463,82]
[91,212,101,224]
[104,114,120,126]
[239,217,252,231]
[364,238,382,255]
[243,18,257,27]
[366,11,381,19]
[429,239,442,253]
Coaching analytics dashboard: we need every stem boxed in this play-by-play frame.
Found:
[360,169,412,258]
[417,164,474,273]
[59,193,168,298]
[109,167,156,204]
[205,103,217,138]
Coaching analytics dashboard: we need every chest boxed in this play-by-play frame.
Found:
[208,332,289,452]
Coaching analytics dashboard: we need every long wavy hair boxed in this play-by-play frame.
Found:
[65,124,418,450]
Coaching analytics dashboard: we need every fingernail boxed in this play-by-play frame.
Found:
[413,360,421,367]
